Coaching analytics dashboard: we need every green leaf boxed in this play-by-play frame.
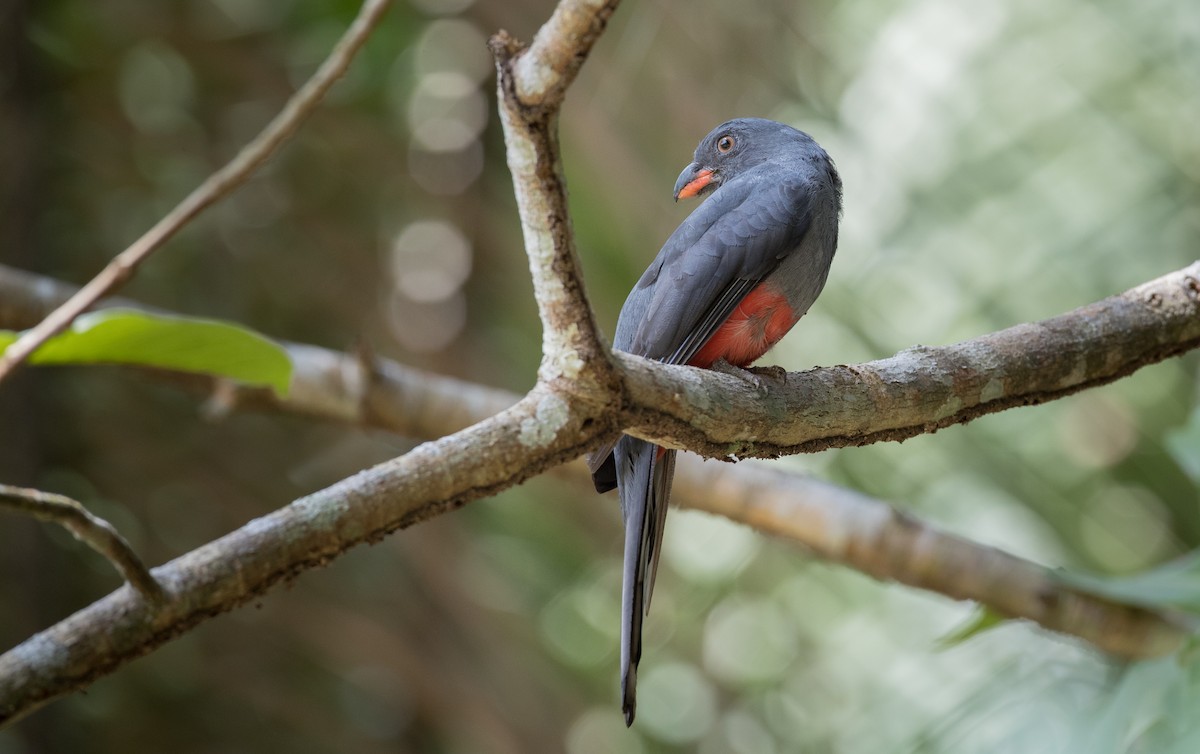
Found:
[0,308,292,396]
[935,605,1008,648]
[1052,550,1200,614]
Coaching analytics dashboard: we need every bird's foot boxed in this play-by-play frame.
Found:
[748,364,788,382]
[709,360,787,396]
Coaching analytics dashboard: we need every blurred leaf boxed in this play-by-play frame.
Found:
[935,605,1008,648]
[1052,551,1200,614]
[1139,654,1200,753]
[1068,657,1178,754]
[0,308,292,396]
[1167,409,1200,485]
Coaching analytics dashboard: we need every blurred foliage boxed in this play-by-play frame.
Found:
[1055,550,1200,613]
[0,0,1198,752]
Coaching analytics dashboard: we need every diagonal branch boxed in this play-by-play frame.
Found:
[0,384,604,727]
[0,0,392,386]
[678,461,1188,660]
[0,485,164,605]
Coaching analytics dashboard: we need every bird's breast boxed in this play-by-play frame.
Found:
[687,282,799,368]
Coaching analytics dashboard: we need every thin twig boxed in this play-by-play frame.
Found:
[0,485,165,605]
[0,0,392,386]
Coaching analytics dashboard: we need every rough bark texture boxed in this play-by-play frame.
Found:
[0,385,610,725]
[4,262,1196,462]
[0,0,1196,731]
[1,260,1195,726]
[616,263,1200,457]
[488,3,622,392]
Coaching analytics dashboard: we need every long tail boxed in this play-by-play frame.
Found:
[615,435,676,726]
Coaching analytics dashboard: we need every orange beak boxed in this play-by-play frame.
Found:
[673,166,714,201]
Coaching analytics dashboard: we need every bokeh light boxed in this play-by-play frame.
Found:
[3,0,1198,751]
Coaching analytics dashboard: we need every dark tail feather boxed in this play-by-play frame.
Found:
[644,448,674,606]
[616,436,675,726]
[588,437,619,493]
[620,506,644,726]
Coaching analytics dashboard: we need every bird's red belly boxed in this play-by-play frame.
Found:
[687,282,799,368]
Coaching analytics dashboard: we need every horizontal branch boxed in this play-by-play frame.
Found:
[0,264,519,442]
[617,262,1200,458]
[4,263,1198,459]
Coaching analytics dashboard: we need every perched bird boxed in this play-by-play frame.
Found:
[588,118,842,726]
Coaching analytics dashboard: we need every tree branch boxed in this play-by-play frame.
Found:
[3,262,1196,460]
[2,0,1196,726]
[0,0,391,386]
[510,0,621,106]
[0,485,164,605]
[0,263,1192,727]
[616,262,1200,458]
[0,384,604,727]
[488,0,622,390]
[677,461,1188,659]
[4,263,1198,460]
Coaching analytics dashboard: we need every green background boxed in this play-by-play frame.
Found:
[1,0,1198,751]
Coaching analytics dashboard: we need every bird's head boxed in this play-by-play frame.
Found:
[672,117,823,201]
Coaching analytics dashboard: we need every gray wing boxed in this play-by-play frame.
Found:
[589,169,814,488]
[620,168,815,365]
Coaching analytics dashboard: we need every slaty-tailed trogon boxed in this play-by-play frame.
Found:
[588,118,842,726]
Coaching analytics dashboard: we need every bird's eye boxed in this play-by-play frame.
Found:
[716,135,735,153]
